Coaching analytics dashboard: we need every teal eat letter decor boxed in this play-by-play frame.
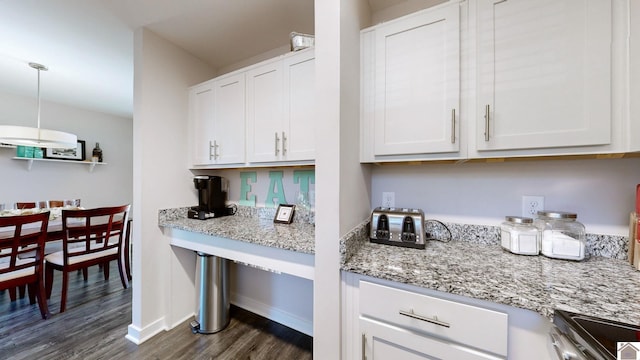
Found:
[293,170,315,193]
[266,171,287,207]
[239,171,257,206]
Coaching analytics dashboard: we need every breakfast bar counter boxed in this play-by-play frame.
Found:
[158,206,315,280]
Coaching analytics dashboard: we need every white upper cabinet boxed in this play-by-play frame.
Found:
[189,48,315,168]
[189,74,245,167]
[361,0,634,162]
[247,49,315,164]
[361,1,461,161]
[246,59,284,163]
[475,0,612,152]
[212,73,246,164]
[189,81,215,166]
[283,50,316,161]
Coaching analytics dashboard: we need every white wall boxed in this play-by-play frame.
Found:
[130,27,216,343]
[0,91,132,208]
[371,157,640,235]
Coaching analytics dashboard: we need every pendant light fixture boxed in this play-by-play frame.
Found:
[0,62,77,149]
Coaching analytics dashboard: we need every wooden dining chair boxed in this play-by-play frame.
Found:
[124,218,132,281]
[48,200,64,208]
[16,202,36,210]
[45,204,130,313]
[0,212,50,319]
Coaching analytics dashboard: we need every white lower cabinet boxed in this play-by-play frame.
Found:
[342,272,554,360]
[359,281,507,359]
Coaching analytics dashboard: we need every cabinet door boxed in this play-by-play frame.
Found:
[283,50,315,161]
[212,73,245,164]
[361,318,503,360]
[246,60,284,163]
[374,3,460,156]
[189,82,215,166]
[476,0,612,151]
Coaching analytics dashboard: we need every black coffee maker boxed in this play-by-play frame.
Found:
[188,176,229,220]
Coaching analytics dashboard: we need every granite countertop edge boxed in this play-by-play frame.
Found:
[341,221,640,326]
[158,206,315,255]
[157,207,640,326]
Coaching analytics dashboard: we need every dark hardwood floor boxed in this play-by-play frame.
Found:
[0,263,313,359]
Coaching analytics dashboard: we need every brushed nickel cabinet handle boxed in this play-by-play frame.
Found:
[213,140,219,160]
[209,140,215,160]
[282,131,287,156]
[274,132,280,156]
[451,108,456,144]
[361,333,366,360]
[399,309,450,328]
[484,104,490,142]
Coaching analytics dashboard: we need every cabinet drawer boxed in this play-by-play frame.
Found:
[359,281,508,356]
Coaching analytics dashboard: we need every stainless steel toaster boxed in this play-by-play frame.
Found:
[370,207,425,249]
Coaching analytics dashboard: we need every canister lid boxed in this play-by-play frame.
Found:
[536,210,577,219]
[504,216,534,224]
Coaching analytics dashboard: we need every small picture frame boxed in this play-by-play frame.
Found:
[45,140,86,161]
[274,204,295,224]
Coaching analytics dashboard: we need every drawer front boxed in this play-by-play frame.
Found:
[359,281,508,356]
[361,318,503,360]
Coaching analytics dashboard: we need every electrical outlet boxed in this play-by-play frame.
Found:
[522,195,544,217]
[382,192,395,208]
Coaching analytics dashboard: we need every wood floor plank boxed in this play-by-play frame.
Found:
[0,263,313,359]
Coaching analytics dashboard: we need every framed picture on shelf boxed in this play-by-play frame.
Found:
[45,140,85,161]
[274,204,295,224]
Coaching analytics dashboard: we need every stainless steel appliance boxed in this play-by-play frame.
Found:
[188,175,229,220]
[370,207,426,249]
[549,309,640,360]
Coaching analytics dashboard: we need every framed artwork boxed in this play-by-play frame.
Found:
[274,204,295,224]
[45,140,86,161]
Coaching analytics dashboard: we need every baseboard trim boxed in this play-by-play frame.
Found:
[126,317,166,345]
[126,295,314,345]
[231,292,313,336]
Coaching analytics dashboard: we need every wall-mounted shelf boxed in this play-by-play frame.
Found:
[12,157,107,172]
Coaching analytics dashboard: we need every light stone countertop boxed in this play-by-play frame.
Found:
[158,207,640,325]
[158,206,315,255]
[342,237,640,325]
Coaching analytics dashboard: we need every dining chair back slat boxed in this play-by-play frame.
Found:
[45,204,130,313]
[0,212,50,319]
[48,200,64,208]
[15,202,36,210]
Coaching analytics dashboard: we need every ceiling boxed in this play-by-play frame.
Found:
[0,0,402,119]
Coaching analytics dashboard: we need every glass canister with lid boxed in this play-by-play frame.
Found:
[535,210,586,260]
[500,216,540,255]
